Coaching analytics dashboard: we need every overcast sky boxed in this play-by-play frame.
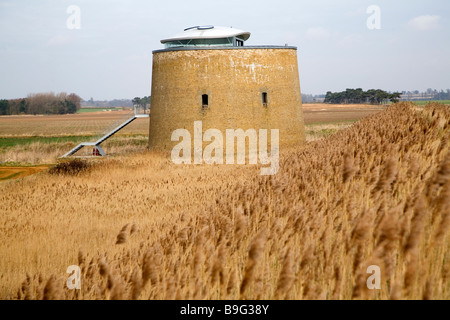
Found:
[0,0,449,100]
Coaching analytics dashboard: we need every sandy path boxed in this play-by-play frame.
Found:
[0,166,49,181]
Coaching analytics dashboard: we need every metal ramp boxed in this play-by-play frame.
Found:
[61,108,149,158]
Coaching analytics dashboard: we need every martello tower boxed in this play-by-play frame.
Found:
[149,26,305,151]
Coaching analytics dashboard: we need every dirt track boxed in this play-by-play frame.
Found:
[0,166,49,181]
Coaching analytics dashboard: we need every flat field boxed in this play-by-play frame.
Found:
[0,110,149,164]
[0,102,448,300]
[302,103,387,124]
[0,110,148,137]
[0,104,383,137]
[411,100,450,106]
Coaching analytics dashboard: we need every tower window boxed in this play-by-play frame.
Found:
[262,92,268,106]
[202,94,209,107]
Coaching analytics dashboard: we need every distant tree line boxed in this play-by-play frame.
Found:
[82,98,134,108]
[429,89,450,100]
[132,96,151,113]
[0,92,82,115]
[302,93,326,103]
[400,89,450,101]
[324,89,401,105]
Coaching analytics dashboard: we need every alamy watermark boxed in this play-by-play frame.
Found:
[171,121,279,175]
[366,265,381,290]
[66,5,81,30]
[366,5,381,30]
[66,265,81,290]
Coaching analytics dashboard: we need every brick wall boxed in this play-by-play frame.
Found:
[149,48,305,153]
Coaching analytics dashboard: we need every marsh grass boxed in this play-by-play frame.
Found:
[1,102,449,300]
[0,135,148,165]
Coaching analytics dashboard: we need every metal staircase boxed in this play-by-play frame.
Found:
[61,109,149,158]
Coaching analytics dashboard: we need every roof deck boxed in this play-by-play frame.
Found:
[155,25,297,53]
[160,26,251,49]
[153,45,297,54]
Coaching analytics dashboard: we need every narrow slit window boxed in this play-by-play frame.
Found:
[202,94,209,107]
[262,92,268,106]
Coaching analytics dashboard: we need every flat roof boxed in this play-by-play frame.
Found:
[161,26,251,43]
[153,45,298,54]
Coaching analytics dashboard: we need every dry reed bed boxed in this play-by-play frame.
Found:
[1,102,449,300]
[0,152,259,299]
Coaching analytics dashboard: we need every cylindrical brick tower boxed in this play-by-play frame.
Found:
[149,26,305,152]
